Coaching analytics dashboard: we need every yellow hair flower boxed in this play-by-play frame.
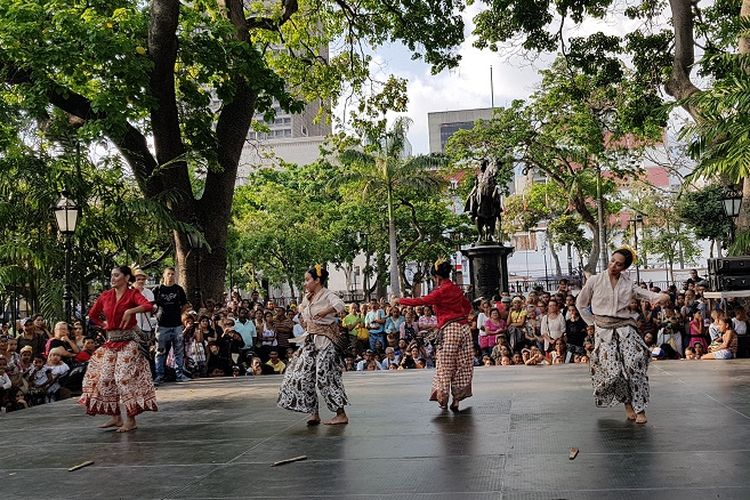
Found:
[434,257,447,271]
[314,263,323,277]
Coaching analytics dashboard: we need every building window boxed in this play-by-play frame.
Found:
[439,121,476,151]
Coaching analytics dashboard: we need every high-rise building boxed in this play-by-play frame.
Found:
[237,48,332,181]
[427,107,494,153]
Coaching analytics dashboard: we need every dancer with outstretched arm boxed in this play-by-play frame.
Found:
[278,265,349,425]
[393,258,473,412]
[576,247,669,424]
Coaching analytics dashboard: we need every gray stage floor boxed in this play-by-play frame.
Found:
[2,360,750,499]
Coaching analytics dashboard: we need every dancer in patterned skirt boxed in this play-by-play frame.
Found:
[576,247,670,424]
[80,265,157,432]
[278,265,349,425]
[394,258,473,412]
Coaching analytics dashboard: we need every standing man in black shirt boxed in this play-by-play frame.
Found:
[153,267,190,384]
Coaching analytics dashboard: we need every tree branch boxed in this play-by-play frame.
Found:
[665,0,702,120]
[245,0,299,32]
[1,62,161,197]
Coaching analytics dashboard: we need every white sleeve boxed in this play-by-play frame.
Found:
[575,276,595,326]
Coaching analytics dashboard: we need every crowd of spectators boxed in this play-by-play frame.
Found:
[0,271,747,413]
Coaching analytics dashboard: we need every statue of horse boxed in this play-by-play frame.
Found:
[464,159,503,242]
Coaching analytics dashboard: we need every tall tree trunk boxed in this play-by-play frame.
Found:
[376,253,388,298]
[386,186,401,296]
[586,222,601,274]
[548,239,563,276]
[570,187,600,275]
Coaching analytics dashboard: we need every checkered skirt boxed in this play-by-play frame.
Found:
[430,322,473,405]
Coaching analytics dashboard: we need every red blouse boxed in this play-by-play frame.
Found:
[399,280,472,328]
[88,288,152,331]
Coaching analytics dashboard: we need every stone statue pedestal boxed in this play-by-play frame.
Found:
[462,242,514,299]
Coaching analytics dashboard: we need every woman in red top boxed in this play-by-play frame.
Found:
[394,259,473,412]
[79,265,157,432]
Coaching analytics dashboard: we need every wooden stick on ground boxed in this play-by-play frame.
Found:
[271,455,308,467]
[68,460,95,472]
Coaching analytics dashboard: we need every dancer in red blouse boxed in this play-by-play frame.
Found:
[79,265,157,432]
[395,259,473,412]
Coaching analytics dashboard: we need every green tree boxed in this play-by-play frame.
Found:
[0,137,191,322]
[469,0,750,249]
[336,117,447,295]
[624,182,702,281]
[230,162,352,297]
[447,57,647,273]
[675,183,732,257]
[0,0,466,302]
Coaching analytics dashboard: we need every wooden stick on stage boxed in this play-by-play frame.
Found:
[569,448,579,460]
[272,455,308,467]
[68,460,95,472]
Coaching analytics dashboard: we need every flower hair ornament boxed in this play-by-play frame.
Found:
[314,263,323,277]
[434,257,447,271]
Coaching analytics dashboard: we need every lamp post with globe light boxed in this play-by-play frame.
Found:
[52,193,79,322]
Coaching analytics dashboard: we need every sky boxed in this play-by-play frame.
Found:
[337,3,667,155]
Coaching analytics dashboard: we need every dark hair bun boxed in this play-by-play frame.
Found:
[613,248,634,269]
[308,265,329,286]
[431,260,452,279]
[116,265,136,283]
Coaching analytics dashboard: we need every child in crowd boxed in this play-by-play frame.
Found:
[25,354,51,406]
[44,347,70,402]
[688,311,708,352]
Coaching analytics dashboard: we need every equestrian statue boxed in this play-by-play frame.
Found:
[464,158,503,243]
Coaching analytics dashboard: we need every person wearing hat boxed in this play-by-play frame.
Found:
[576,247,670,425]
[16,318,46,358]
[393,257,473,412]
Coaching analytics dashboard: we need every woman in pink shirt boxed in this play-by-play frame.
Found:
[79,266,157,432]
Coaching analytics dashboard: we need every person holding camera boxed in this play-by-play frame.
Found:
[393,258,473,412]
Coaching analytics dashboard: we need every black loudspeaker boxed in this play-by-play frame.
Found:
[709,274,750,291]
[708,257,750,276]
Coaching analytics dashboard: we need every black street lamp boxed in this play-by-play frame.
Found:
[629,213,643,284]
[53,193,79,322]
[722,185,743,245]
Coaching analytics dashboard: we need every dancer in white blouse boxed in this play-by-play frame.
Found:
[576,247,669,424]
[277,265,349,425]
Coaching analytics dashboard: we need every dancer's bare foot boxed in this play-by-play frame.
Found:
[306,413,321,426]
[116,417,137,433]
[324,410,348,425]
[635,412,647,425]
[450,401,460,413]
[624,403,636,421]
[99,417,123,429]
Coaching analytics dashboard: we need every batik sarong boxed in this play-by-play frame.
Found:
[277,337,348,413]
[79,332,157,416]
[590,324,650,413]
[430,322,473,406]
